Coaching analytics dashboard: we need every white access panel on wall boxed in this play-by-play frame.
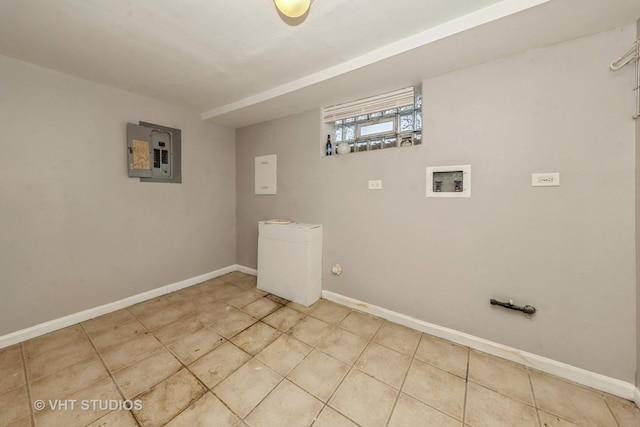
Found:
[257,221,322,306]
[255,155,277,194]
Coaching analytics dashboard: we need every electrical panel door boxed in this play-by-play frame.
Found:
[149,128,172,178]
[127,122,181,183]
[127,123,172,179]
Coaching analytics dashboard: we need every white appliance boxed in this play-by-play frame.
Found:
[257,221,322,306]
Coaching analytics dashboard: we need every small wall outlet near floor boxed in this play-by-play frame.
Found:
[368,180,382,190]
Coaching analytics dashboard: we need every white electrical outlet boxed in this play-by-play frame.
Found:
[368,180,382,190]
[532,173,560,187]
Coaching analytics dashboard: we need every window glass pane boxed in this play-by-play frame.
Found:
[345,125,356,141]
[329,91,421,156]
[399,113,414,132]
[359,120,394,137]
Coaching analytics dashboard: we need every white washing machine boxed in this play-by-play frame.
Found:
[257,221,322,306]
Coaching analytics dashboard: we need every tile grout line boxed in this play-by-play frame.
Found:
[527,368,605,427]
[262,303,325,425]
[19,343,35,427]
[21,324,121,425]
[289,303,345,426]
[384,326,422,427]
[402,340,472,423]
[207,277,324,425]
[461,346,470,426]
[177,286,259,424]
[94,299,201,426]
[292,303,376,426]
[79,317,143,427]
[601,394,623,427]
[21,330,107,424]
[14,275,252,426]
[181,279,270,420]
[527,368,543,427]
[20,272,640,426]
[236,299,315,425]
[241,368,306,425]
[316,309,377,427]
[23,274,639,426]
[411,341,467,417]
[157,278,290,425]
[216,319,289,424]
[125,287,245,425]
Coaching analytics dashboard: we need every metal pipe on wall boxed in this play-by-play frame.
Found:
[610,37,640,119]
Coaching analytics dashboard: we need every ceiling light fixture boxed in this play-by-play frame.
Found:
[274,0,312,18]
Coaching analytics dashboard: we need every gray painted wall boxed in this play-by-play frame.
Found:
[236,110,325,263]
[236,26,637,382]
[0,55,237,335]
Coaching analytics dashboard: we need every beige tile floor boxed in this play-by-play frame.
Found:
[2,271,640,427]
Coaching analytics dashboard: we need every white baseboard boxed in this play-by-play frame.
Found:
[323,290,638,402]
[0,265,240,349]
[236,265,257,275]
[4,268,636,407]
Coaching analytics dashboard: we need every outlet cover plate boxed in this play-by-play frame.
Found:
[532,173,560,187]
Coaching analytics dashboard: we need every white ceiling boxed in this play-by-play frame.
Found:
[1,0,639,128]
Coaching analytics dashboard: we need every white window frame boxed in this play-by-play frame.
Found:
[356,116,396,139]
[322,87,422,156]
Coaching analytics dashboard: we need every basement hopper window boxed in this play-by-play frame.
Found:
[323,87,422,155]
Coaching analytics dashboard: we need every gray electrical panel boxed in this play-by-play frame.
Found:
[127,122,182,183]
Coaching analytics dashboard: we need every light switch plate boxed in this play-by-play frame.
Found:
[532,173,560,187]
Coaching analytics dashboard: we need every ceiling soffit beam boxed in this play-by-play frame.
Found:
[200,0,550,122]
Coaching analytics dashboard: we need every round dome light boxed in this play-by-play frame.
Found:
[274,0,311,18]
